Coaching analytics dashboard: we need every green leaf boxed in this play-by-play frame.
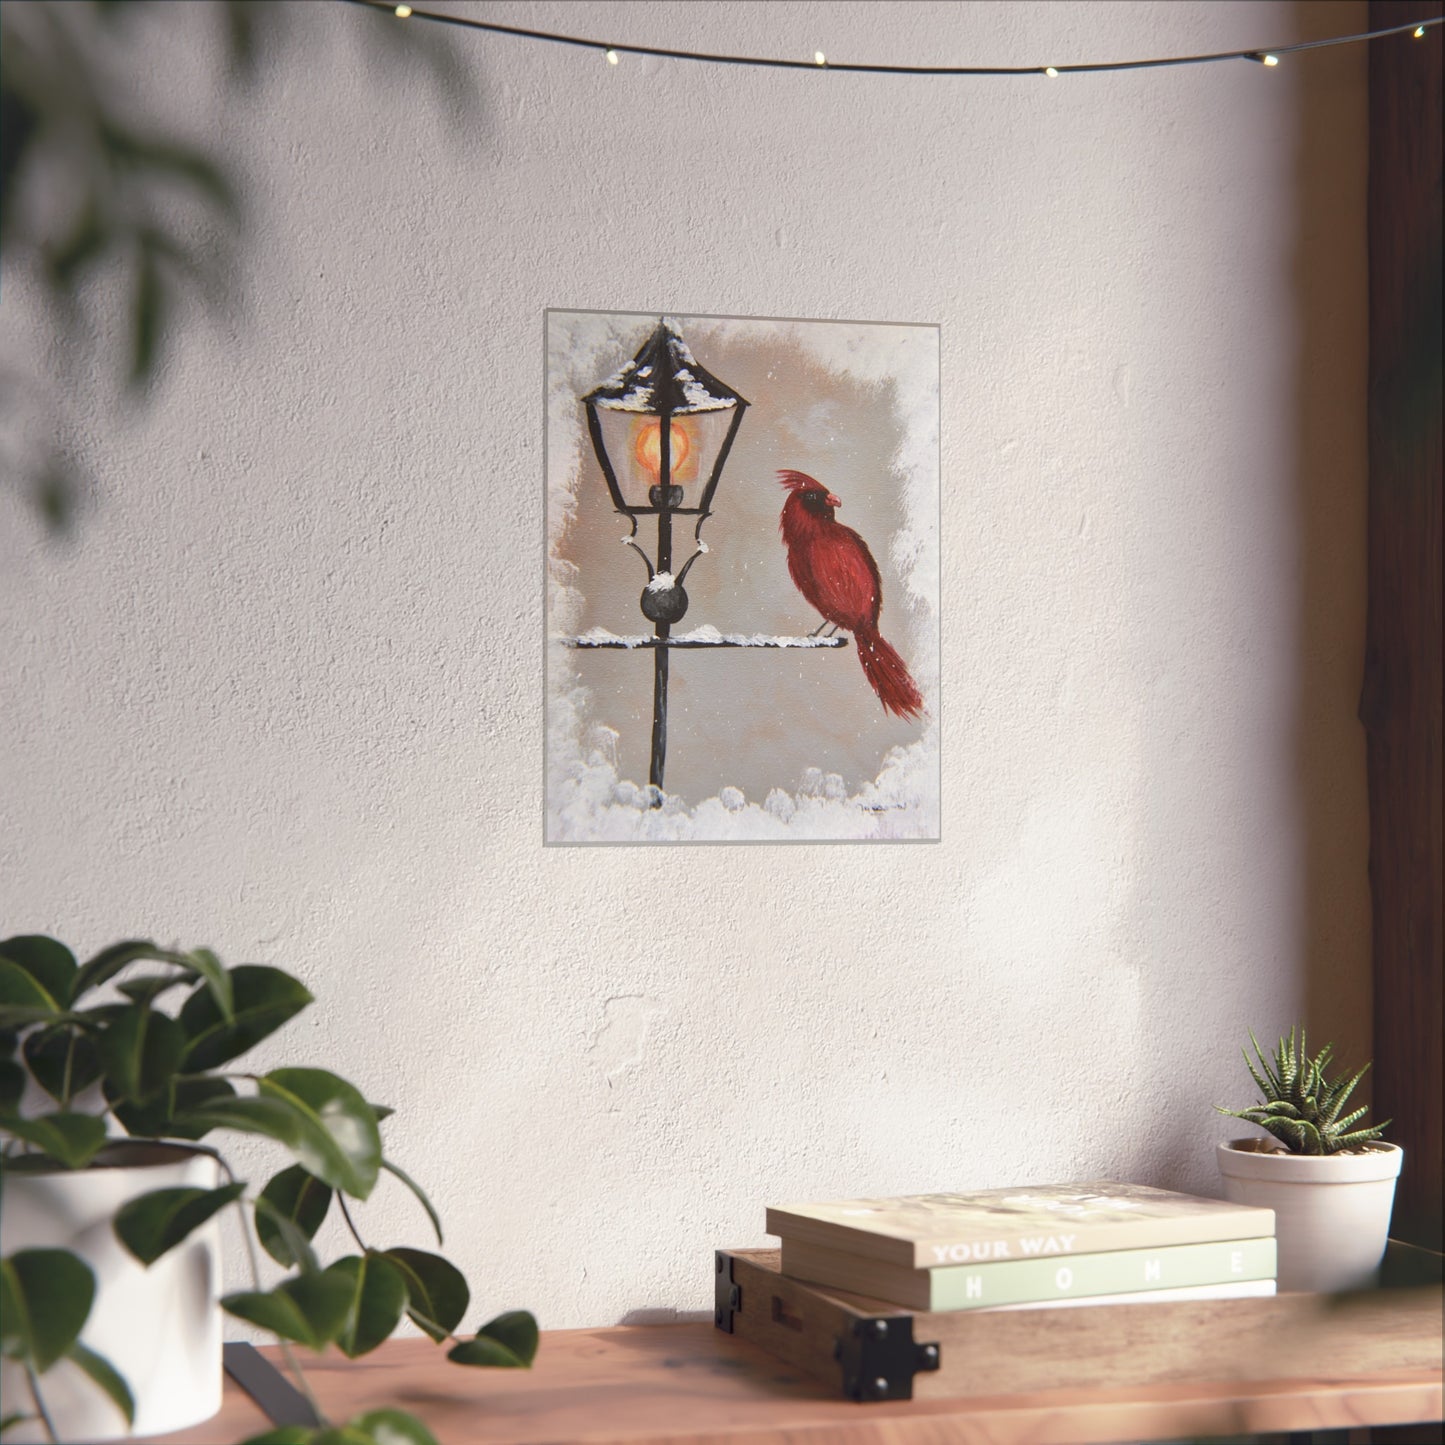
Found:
[98,1006,187,1103]
[309,1430,374,1445]
[0,1060,25,1114]
[0,1112,108,1168]
[0,938,76,1008]
[0,1249,95,1371]
[259,1070,381,1201]
[382,1249,468,1342]
[223,1273,353,1351]
[23,1027,102,1103]
[351,1409,441,1445]
[327,1254,407,1359]
[447,1310,538,1369]
[0,960,60,1028]
[113,1182,245,1265]
[0,1261,23,1359]
[180,966,312,1071]
[177,1082,379,1200]
[44,199,107,290]
[154,1076,240,1142]
[380,1158,442,1246]
[252,1197,321,1277]
[129,237,164,389]
[101,126,240,219]
[106,1073,238,1142]
[238,1431,315,1445]
[256,1165,332,1268]
[67,1340,135,1426]
[185,948,234,1021]
[116,975,191,1008]
[72,941,176,1000]
[370,1103,394,1122]
[1,1414,36,1435]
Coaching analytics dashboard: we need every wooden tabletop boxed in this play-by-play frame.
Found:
[149,1321,1443,1445]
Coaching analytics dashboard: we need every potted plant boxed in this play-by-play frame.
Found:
[0,934,537,1444]
[1215,1025,1402,1293]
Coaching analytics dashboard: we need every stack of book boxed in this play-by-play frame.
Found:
[766,1181,1277,1312]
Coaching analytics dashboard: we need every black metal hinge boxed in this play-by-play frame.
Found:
[714,1250,742,1332]
[833,1314,941,1401]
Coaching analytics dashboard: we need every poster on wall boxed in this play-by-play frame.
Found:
[546,309,939,844]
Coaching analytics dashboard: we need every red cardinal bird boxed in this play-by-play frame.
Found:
[778,470,923,720]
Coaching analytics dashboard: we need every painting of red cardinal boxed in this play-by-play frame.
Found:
[778,470,924,720]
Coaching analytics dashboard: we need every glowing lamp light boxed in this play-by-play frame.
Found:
[1044,66,1059,77]
[634,419,693,482]
[606,49,620,64]
[394,4,412,16]
[1263,53,1279,66]
[1414,25,1426,38]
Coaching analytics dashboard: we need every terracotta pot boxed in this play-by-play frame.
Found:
[0,1141,223,1441]
[1216,1137,1403,1293]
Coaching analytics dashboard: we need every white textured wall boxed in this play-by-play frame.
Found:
[0,1,1370,1330]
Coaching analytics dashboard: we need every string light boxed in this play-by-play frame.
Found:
[339,2,1443,79]
[605,49,619,65]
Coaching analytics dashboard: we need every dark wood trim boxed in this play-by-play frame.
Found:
[1364,0,1443,1272]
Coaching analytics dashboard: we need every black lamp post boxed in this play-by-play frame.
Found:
[582,321,748,794]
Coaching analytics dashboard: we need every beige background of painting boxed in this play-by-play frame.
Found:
[551,313,937,809]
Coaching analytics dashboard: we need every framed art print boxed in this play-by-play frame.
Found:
[546,310,939,844]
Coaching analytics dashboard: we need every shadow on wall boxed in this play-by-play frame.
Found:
[1287,0,1372,1091]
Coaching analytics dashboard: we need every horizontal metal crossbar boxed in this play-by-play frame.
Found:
[563,635,849,650]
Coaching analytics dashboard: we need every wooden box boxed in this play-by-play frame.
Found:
[715,1243,1445,1403]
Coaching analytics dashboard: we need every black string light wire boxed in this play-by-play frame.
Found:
[340,1,1441,77]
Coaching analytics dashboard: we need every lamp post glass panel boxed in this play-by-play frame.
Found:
[582,322,747,792]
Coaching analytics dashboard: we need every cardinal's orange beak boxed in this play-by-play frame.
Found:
[826,493,841,507]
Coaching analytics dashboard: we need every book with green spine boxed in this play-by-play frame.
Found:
[779,1234,1278,1311]
[766,1180,1274,1269]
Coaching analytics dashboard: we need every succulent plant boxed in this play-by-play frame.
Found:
[1217,1025,1391,1156]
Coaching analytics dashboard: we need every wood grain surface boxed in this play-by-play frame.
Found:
[145,1293,1442,1445]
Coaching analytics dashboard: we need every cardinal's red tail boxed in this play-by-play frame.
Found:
[854,626,924,720]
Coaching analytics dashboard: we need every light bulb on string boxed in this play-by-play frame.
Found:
[340,2,1442,80]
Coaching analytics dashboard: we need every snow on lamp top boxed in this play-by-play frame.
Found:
[584,320,746,415]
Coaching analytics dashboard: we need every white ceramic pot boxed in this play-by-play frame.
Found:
[0,1141,224,1442]
[1216,1137,1403,1293]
